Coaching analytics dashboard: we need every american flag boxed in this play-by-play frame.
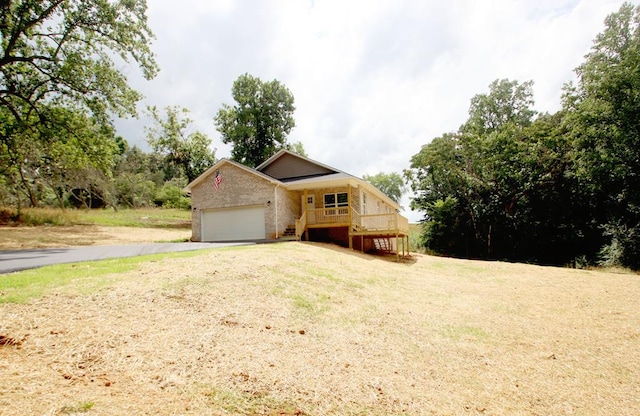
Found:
[214,170,222,190]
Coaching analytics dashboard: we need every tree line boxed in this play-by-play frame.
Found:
[405,3,640,270]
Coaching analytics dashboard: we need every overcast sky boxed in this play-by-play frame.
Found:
[115,0,635,220]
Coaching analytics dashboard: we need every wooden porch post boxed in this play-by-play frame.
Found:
[348,205,353,250]
[347,183,352,229]
[348,183,354,250]
[303,189,308,241]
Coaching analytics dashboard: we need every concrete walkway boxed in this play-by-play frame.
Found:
[0,242,250,274]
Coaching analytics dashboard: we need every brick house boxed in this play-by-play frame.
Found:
[184,150,409,254]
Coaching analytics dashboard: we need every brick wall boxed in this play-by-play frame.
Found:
[190,162,301,241]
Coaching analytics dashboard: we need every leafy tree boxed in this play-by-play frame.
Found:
[112,144,163,208]
[153,180,191,210]
[405,4,640,270]
[363,172,406,204]
[405,132,483,257]
[563,2,640,269]
[284,140,308,157]
[146,106,216,183]
[407,79,539,257]
[0,0,157,208]
[0,0,157,122]
[406,80,593,263]
[114,172,156,208]
[462,79,536,135]
[405,133,465,213]
[1,105,117,208]
[421,196,465,254]
[214,73,296,167]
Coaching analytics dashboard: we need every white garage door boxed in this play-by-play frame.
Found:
[201,206,265,241]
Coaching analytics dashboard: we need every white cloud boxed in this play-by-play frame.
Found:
[114,0,636,220]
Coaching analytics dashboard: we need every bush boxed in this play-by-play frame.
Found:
[115,175,156,208]
[153,183,190,210]
[0,207,81,226]
[598,222,640,270]
[422,197,464,255]
[0,207,18,225]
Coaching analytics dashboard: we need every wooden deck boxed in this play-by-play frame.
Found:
[296,207,408,236]
[295,206,410,261]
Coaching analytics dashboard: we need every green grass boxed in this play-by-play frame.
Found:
[58,401,95,414]
[0,207,190,228]
[78,208,190,228]
[291,293,332,316]
[302,264,365,289]
[264,263,339,318]
[440,324,490,342]
[207,387,305,415]
[0,249,210,304]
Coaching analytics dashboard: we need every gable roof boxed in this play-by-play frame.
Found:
[183,158,280,193]
[256,149,341,181]
[257,149,341,174]
[259,151,400,209]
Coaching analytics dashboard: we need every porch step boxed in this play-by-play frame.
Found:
[282,226,296,237]
[373,237,392,252]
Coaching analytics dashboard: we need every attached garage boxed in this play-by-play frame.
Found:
[201,206,266,242]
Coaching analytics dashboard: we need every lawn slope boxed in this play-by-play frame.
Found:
[1,242,639,415]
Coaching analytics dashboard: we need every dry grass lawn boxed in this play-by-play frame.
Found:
[1,229,639,415]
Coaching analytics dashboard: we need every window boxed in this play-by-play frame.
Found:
[324,192,348,208]
[324,193,335,207]
[324,192,348,216]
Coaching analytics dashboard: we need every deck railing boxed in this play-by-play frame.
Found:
[397,214,409,234]
[305,207,351,226]
[299,206,409,236]
[360,212,408,233]
[295,210,307,240]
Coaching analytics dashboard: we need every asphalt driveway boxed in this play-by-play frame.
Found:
[0,242,250,274]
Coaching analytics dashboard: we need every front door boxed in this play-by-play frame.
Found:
[303,194,315,223]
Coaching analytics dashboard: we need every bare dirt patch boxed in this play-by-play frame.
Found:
[1,242,639,415]
[0,225,190,250]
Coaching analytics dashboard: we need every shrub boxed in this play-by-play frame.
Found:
[0,207,17,225]
[154,183,190,210]
[598,222,640,270]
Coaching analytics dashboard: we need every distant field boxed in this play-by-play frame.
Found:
[0,208,192,249]
[0,207,191,228]
[76,208,191,228]
[1,242,638,415]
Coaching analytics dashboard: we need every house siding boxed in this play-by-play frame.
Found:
[260,152,334,180]
[306,186,359,209]
[362,189,392,215]
[272,186,301,238]
[190,163,276,241]
[304,185,398,216]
